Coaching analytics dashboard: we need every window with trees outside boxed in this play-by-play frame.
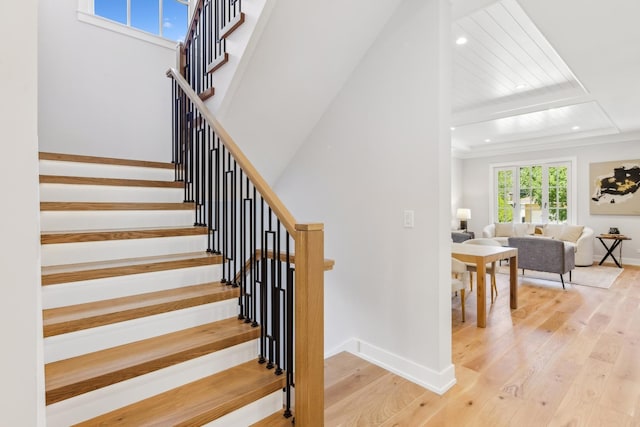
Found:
[93,0,189,41]
[493,160,574,224]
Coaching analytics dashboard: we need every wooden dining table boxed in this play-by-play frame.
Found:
[451,243,518,328]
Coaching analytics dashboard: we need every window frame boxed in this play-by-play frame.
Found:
[77,0,189,50]
[489,157,577,225]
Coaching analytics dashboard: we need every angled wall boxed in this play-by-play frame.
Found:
[217,0,404,184]
[275,0,454,392]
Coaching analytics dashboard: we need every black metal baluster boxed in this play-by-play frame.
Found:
[274,219,282,375]
[214,137,221,254]
[207,134,214,252]
[251,184,258,327]
[266,207,275,370]
[259,197,267,364]
[238,168,246,320]
[231,158,237,287]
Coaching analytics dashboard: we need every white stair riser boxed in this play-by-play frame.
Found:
[46,340,259,427]
[204,391,284,427]
[41,235,209,266]
[42,265,222,309]
[41,210,196,231]
[39,160,175,181]
[40,183,184,203]
[44,299,239,363]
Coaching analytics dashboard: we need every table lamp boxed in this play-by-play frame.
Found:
[456,208,471,231]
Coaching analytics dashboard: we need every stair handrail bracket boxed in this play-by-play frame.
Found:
[167,67,325,423]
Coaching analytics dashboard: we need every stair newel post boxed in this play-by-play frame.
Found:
[294,223,325,426]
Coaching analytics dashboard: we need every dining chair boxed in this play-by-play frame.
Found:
[451,257,470,322]
[462,238,502,303]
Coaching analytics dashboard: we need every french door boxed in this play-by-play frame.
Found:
[493,161,571,224]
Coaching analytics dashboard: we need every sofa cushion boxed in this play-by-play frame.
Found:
[495,222,514,237]
[543,223,564,239]
[559,225,584,243]
[514,223,535,236]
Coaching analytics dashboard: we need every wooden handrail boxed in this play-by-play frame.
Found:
[234,250,335,282]
[257,249,335,271]
[166,67,298,236]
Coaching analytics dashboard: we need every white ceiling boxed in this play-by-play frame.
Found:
[451,0,640,158]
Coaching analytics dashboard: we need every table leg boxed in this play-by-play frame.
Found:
[509,254,518,309]
[598,238,623,268]
[476,261,486,328]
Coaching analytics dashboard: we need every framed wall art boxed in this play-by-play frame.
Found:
[590,159,640,215]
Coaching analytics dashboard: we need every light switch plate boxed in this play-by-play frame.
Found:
[403,210,414,228]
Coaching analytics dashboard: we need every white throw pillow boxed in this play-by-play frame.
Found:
[513,223,535,237]
[559,225,584,243]
[495,222,514,237]
[543,223,564,239]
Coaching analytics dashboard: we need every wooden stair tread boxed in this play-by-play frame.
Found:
[39,152,174,169]
[40,175,183,188]
[251,411,293,426]
[41,251,222,286]
[43,282,237,337]
[41,226,208,244]
[73,359,286,426]
[40,202,195,211]
[45,318,259,404]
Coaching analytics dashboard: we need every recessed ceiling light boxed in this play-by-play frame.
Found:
[455,37,468,45]
[515,83,528,90]
[571,125,580,131]
[450,126,456,131]
[484,138,491,143]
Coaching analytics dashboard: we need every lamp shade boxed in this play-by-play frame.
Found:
[456,208,471,220]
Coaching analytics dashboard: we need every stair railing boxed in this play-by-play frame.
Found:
[178,0,244,100]
[167,68,324,425]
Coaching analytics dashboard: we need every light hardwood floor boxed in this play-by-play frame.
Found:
[323,265,640,426]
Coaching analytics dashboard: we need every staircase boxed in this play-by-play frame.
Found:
[40,152,288,426]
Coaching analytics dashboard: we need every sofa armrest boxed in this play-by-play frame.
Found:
[482,223,495,238]
[574,227,594,266]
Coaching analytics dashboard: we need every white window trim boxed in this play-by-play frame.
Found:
[489,156,577,225]
[77,0,182,51]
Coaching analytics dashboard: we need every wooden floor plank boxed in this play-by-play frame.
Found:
[324,351,374,389]
[319,266,640,426]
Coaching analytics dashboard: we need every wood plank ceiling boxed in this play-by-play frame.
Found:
[451,0,619,157]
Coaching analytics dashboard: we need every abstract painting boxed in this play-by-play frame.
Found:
[590,159,640,215]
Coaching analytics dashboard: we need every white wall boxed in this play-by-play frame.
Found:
[218,0,404,184]
[275,0,454,393]
[461,141,640,265]
[0,0,45,424]
[38,0,176,162]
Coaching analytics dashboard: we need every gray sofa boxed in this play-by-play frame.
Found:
[507,236,575,289]
[483,223,594,266]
